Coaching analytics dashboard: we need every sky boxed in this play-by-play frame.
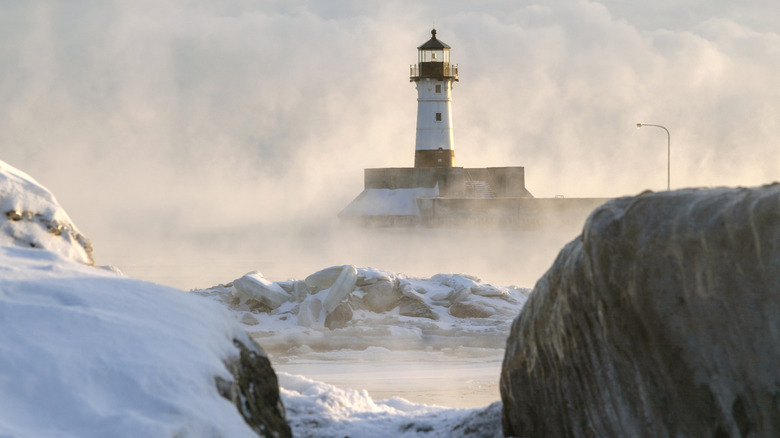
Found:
[1,0,778,288]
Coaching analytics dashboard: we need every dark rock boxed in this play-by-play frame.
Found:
[501,185,780,437]
[449,301,494,319]
[325,302,353,330]
[217,338,291,438]
[244,299,273,313]
[449,401,503,437]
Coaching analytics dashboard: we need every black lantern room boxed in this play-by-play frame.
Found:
[410,29,459,81]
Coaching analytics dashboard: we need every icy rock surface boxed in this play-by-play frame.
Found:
[0,160,93,264]
[193,265,530,354]
[500,185,780,437]
[219,338,292,438]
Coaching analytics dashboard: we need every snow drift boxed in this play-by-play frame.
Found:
[0,246,290,437]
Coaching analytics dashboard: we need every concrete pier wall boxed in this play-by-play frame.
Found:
[342,166,605,230]
[364,167,531,198]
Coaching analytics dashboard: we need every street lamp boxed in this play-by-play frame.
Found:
[636,123,670,191]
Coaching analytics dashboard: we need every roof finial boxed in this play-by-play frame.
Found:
[431,28,437,39]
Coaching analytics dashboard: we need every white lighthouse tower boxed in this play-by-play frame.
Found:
[410,29,459,168]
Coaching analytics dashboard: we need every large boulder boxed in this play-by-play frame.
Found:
[501,185,780,437]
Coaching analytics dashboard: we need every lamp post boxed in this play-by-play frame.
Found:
[636,123,670,191]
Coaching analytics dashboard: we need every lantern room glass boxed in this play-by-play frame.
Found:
[419,49,449,63]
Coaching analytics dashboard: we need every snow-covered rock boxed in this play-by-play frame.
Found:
[362,279,402,313]
[219,338,292,437]
[500,185,780,437]
[232,270,290,310]
[0,160,93,264]
[324,302,353,329]
[194,267,531,353]
[0,246,290,437]
[449,301,494,319]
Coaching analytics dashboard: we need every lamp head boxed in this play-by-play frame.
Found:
[636,123,643,128]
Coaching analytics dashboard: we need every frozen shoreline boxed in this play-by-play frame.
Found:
[277,359,501,409]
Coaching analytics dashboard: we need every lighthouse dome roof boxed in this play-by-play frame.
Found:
[418,29,450,50]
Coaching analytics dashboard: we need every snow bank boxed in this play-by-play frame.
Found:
[0,246,266,438]
[0,160,93,264]
[279,372,502,438]
[339,187,439,217]
[193,266,530,354]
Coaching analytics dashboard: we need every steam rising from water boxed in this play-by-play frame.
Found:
[1,1,778,287]
[102,222,578,290]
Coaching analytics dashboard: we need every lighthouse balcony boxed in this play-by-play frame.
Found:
[410,63,459,81]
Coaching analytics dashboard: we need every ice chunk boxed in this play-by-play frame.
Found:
[278,280,310,302]
[231,271,289,310]
[297,296,323,327]
[432,286,471,304]
[323,265,358,314]
[305,265,347,292]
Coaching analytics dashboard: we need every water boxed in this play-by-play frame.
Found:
[271,348,505,409]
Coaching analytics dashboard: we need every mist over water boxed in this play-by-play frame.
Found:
[99,220,580,290]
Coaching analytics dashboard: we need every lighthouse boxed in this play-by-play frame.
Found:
[410,29,459,168]
[340,29,548,228]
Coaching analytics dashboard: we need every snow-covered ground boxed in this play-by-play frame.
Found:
[0,246,261,437]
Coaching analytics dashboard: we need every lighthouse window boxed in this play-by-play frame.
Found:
[435,85,441,93]
[435,113,442,121]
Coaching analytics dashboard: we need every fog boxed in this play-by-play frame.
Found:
[2,0,778,289]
